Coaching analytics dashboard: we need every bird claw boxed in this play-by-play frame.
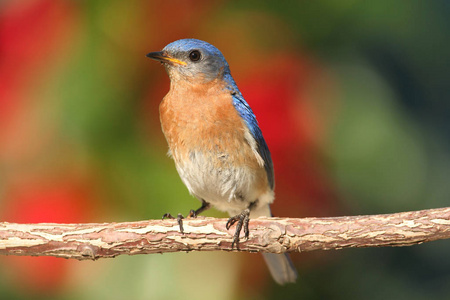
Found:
[161,201,211,234]
[162,212,185,233]
[187,209,196,218]
[162,213,174,220]
[226,208,251,249]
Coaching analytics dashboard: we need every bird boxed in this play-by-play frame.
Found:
[146,38,297,285]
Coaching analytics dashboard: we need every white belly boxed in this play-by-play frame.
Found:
[173,150,274,216]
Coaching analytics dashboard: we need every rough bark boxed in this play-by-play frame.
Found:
[0,207,449,260]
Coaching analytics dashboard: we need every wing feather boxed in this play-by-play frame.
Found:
[231,93,274,189]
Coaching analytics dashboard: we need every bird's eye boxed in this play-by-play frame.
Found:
[189,50,201,62]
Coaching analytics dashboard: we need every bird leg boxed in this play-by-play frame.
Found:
[187,200,211,218]
[226,201,257,249]
[162,199,210,234]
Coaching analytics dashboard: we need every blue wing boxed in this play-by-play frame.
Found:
[231,93,274,190]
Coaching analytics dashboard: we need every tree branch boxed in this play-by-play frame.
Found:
[1,207,449,260]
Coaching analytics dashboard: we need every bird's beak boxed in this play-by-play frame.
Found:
[146,51,187,66]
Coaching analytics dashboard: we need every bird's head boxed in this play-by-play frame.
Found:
[146,39,231,84]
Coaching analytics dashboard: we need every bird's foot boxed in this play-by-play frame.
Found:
[187,209,197,218]
[162,213,185,233]
[162,201,210,234]
[226,208,251,249]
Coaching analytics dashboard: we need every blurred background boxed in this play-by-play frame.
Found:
[1,0,449,299]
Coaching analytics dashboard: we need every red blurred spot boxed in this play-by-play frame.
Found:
[0,0,79,129]
[1,178,93,294]
[239,54,338,217]
[3,180,91,223]
[0,0,76,66]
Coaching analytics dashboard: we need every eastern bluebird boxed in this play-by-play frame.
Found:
[147,39,297,284]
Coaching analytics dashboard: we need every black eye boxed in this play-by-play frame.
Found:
[189,50,201,62]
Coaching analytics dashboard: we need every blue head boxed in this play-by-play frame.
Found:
[147,39,232,84]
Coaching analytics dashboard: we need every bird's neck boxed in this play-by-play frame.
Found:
[168,76,228,97]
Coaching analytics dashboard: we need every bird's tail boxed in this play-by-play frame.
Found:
[250,204,298,285]
[262,252,297,285]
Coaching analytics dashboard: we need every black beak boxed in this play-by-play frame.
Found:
[146,51,187,66]
[146,51,166,62]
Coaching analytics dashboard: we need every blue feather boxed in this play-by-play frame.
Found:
[230,91,275,190]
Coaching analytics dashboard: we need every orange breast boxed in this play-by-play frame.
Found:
[159,78,268,192]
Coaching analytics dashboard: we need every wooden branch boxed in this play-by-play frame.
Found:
[1,207,449,260]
